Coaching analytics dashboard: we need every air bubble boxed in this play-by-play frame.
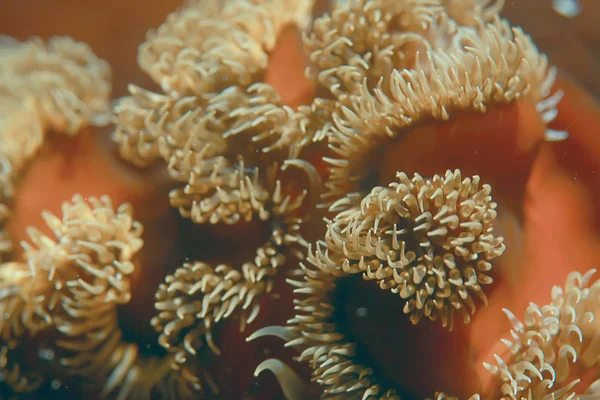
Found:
[553,0,582,18]
[38,347,55,361]
[356,307,368,318]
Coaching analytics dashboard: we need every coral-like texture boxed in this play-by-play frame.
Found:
[2,0,600,399]
[249,169,502,398]
[112,0,317,396]
[0,36,111,136]
[0,36,112,262]
[314,0,562,210]
[485,269,600,399]
[318,170,504,329]
[0,36,115,395]
[252,267,600,399]
[0,195,195,399]
[151,177,307,392]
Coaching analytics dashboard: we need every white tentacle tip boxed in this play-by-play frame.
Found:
[544,129,568,142]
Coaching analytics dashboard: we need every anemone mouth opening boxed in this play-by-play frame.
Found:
[330,274,422,400]
[293,271,484,400]
[335,274,534,399]
[277,169,509,399]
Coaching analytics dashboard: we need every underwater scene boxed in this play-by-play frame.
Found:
[0,0,599,399]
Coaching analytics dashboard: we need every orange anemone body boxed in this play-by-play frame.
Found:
[289,78,600,397]
[6,128,179,344]
[326,98,547,396]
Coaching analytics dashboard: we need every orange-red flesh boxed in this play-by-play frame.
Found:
[342,91,600,397]
[333,275,479,399]
[7,128,173,255]
[265,25,316,109]
[5,127,179,350]
[474,76,600,393]
[379,99,546,213]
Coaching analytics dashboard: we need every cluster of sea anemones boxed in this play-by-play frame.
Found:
[1,0,600,399]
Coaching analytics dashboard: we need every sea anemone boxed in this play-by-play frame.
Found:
[484,269,600,399]
[0,35,112,259]
[150,172,308,393]
[319,170,504,329]
[0,194,192,399]
[2,0,600,399]
[249,0,600,399]
[0,35,110,396]
[317,0,562,213]
[113,0,315,169]
[248,169,505,398]
[4,0,322,397]
[251,244,600,399]
[112,0,320,395]
[0,36,184,399]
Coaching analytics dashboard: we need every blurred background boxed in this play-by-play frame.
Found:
[0,0,185,97]
[502,0,599,100]
[0,0,598,100]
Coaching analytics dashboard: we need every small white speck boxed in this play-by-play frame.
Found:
[545,129,569,142]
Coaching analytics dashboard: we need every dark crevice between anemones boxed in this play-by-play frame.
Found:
[331,271,484,399]
[116,207,182,356]
[174,211,273,268]
[330,275,422,400]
